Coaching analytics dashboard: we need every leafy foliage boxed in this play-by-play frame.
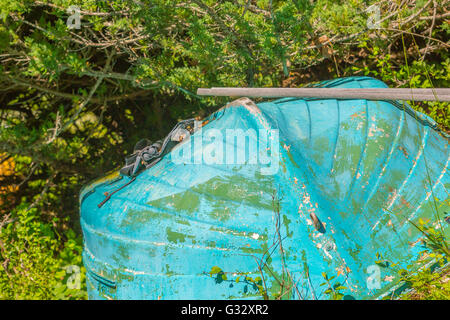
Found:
[397,217,450,300]
[320,272,348,300]
[0,203,87,299]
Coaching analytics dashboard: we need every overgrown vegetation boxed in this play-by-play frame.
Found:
[0,204,87,299]
[0,0,448,299]
[397,217,450,300]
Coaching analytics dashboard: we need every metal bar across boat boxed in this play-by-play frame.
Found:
[197,87,450,101]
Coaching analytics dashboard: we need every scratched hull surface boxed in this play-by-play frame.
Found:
[80,77,449,300]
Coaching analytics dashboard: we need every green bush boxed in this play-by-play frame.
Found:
[0,203,87,299]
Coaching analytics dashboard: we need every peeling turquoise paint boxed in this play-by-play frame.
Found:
[80,77,449,300]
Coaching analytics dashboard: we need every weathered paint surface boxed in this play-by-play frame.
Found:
[80,77,449,300]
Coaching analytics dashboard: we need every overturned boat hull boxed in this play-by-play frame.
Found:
[80,77,449,300]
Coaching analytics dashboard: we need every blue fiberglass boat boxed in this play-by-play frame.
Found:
[80,76,449,299]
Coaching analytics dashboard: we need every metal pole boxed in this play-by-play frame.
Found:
[197,87,450,102]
